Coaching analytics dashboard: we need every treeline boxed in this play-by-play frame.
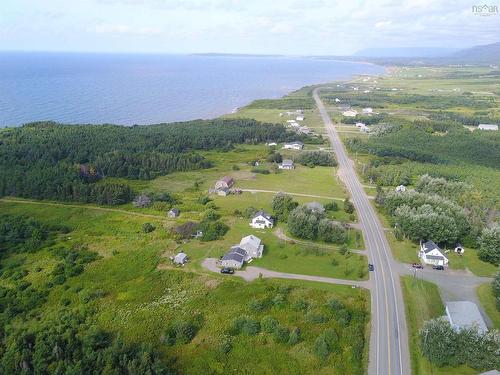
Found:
[0,119,298,204]
[296,151,337,167]
[347,122,500,168]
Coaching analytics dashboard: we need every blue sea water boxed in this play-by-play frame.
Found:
[0,52,384,126]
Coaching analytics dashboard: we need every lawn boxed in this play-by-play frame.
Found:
[387,232,420,264]
[477,283,500,329]
[446,250,498,277]
[400,276,476,375]
[1,201,371,375]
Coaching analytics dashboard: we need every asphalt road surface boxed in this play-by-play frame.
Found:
[313,88,410,375]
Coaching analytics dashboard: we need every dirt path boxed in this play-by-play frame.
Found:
[240,189,344,201]
[0,198,167,220]
[202,258,370,288]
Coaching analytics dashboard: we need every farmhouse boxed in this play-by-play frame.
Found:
[395,185,406,193]
[168,208,180,218]
[173,252,188,265]
[342,110,358,117]
[239,235,264,259]
[419,240,449,266]
[362,107,373,114]
[335,98,341,103]
[250,210,274,229]
[217,187,230,196]
[215,176,234,190]
[278,159,295,170]
[478,124,498,131]
[296,116,304,121]
[283,141,304,150]
[445,301,488,333]
[221,246,247,269]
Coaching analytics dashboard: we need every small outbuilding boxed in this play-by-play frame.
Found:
[342,110,358,117]
[217,187,230,196]
[395,185,406,193]
[306,201,325,214]
[362,107,373,114]
[173,252,188,265]
[478,124,498,131]
[454,243,464,254]
[168,208,180,218]
[278,159,295,170]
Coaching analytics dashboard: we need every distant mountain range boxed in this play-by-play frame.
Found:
[350,42,500,66]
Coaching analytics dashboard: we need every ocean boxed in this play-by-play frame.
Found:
[0,52,384,126]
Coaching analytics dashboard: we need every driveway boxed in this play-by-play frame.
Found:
[202,258,371,289]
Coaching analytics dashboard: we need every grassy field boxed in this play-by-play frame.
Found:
[400,276,476,375]
[477,283,500,329]
[1,200,371,374]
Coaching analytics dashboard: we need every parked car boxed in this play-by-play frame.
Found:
[220,267,234,274]
[432,265,445,270]
[368,263,374,271]
[412,263,424,269]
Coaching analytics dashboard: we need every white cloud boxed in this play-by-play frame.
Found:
[90,24,163,35]
[375,20,392,29]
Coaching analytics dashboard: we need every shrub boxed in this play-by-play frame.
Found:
[252,168,270,174]
[343,198,355,214]
[288,327,301,345]
[493,271,500,311]
[142,223,156,233]
[199,221,229,241]
[261,316,279,333]
[272,193,298,222]
[163,320,198,345]
[231,316,261,336]
[296,151,337,167]
[324,201,339,211]
[273,325,290,343]
[478,225,500,265]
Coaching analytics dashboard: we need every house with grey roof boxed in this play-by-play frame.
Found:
[478,124,498,131]
[445,301,488,333]
[173,252,188,265]
[419,240,448,266]
[239,235,264,259]
[283,141,304,150]
[168,208,180,218]
[221,246,247,269]
[306,202,325,214]
[250,211,274,229]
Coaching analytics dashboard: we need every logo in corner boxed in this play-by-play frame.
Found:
[472,4,499,16]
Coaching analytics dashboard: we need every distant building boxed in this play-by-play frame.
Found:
[355,122,365,128]
[478,124,498,131]
[359,124,370,133]
[419,240,448,266]
[395,185,406,193]
[278,159,295,170]
[283,141,304,150]
[217,187,230,196]
[362,107,373,114]
[445,301,488,333]
[267,142,278,146]
[342,110,358,117]
[173,252,188,265]
[296,116,304,121]
[168,208,180,218]
[221,246,247,269]
[215,176,234,190]
[250,211,274,229]
[335,98,341,103]
[306,202,325,214]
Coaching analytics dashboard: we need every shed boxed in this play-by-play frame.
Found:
[173,252,188,265]
[445,301,488,333]
[168,208,180,218]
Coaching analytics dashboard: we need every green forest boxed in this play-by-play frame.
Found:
[0,119,303,205]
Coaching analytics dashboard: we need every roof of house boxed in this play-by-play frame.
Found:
[169,208,180,214]
[239,235,262,253]
[478,124,498,130]
[421,240,440,254]
[253,210,273,221]
[282,159,294,165]
[425,254,445,260]
[455,243,463,248]
[285,141,304,146]
[174,252,187,262]
[219,176,234,184]
[306,201,325,212]
[222,246,247,262]
[446,301,488,332]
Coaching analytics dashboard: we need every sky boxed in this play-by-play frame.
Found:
[1,0,499,55]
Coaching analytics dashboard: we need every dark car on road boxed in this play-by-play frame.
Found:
[432,265,445,270]
[368,264,374,271]
[412,263,424,269]
[220,267,234,274]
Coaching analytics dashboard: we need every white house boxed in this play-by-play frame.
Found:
[215,176,234,190]
[278,159,295,170]
[168,208,180,218]
[296,116,304,121]
[355,122,365,128]
[395,185,406,193]
[335,98,341,103]
[362,107,373,114]
[286,120,296,124]
[359,124,370,133]
[239,235,264,260]
[306,202,325,214]
[283,141,304,150]
[267,142,278,146]
[446,301,488,333]
[342,110,358,117]
[478,124,498,131]
[298,126,311,135]
[221,246,246,269]
[173,252,188,265]
[250,210,274,229]
[419,240,449,266]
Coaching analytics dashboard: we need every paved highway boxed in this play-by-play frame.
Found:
[313,88,410,375]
